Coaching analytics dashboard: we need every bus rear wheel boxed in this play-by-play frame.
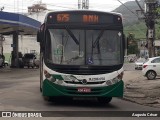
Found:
[97,97,112,104]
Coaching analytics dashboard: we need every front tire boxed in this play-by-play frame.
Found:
[146,70,156,80]
[43,96,52,101]
[97,97,112,104]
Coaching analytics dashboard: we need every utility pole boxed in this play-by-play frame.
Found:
[0,35,5,56]
[78,0,89,9]
[136,0,159,58]
[144,0,159,57]
[86,0,89,9]
[78,0,81,9]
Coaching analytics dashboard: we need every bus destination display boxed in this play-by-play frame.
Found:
[47,12,121,24]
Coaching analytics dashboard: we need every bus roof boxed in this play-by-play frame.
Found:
[46,10,122,17]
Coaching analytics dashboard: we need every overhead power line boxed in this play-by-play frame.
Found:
[46,4,76,9]
[117,0,146,36]
[116,0,147,37]
[117,0,139,18]
[135,0,146,17]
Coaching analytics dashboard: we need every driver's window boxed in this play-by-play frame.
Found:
[151,58,160,63]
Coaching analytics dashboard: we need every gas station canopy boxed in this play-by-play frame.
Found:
[0,11,41,68]
[0,11,41,35]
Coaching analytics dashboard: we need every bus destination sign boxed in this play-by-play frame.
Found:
[57,14,99,23]
[47,12,120,24]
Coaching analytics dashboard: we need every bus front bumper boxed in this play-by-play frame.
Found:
[42,79,124,97]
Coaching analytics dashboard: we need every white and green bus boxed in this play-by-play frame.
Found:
[37,10,125,104]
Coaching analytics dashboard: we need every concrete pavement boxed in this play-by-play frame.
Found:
[123,70,160,108]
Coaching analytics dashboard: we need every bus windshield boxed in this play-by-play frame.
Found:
[45,28,122,66]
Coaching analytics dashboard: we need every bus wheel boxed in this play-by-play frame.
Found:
[97,97,112,104]
[40,87,42,92]
[40,78,42,92]
[52,97,73,103]
[43,96,52,101]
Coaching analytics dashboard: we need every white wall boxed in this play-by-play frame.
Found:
[3,36,40,54]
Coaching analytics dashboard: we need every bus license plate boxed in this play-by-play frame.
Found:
[77,88,91,93]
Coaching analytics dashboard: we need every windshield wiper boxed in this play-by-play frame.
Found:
[89,34,101,65]
[93,30,104,48]
[66,55,82,64]
[65,26,79,45]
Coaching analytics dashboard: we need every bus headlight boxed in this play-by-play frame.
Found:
[106,78,119,86]
[50,77,64,85]
[106,72,124,86]
[70,75,77,82]
[57,80,63,85]
[106,80,112,86]
[44,70,51,78]
[112,77,119,84]
[51,77,56,82]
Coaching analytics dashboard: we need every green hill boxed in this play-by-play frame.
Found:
[124,21,160,39]
[113,0,160,39]
[124,21,147,39]
[113,0,144,26]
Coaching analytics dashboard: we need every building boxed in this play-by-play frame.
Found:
[27,3,48,23]
[2,3,49,60]
[154,40,160,56]
[138,39,160,58]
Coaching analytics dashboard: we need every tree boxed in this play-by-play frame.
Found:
[127,33,139,55]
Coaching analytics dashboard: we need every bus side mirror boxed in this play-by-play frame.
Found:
[37,23,45,43]
[37,31,41,42]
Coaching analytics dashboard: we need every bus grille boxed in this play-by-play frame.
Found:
[64,81,105,85]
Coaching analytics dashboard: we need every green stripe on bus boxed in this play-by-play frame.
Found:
[42,79,124,97]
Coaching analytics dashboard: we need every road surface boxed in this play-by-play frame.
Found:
[0,65,159,119]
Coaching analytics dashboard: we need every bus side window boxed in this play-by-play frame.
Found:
[45,30,52,60]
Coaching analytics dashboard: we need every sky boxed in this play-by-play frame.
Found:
[0,0,134,13]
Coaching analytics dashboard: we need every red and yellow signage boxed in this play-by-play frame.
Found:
[57,14,70,22]
[48,12,119,24]
[83,15,99,23]
[56,14,99,23]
